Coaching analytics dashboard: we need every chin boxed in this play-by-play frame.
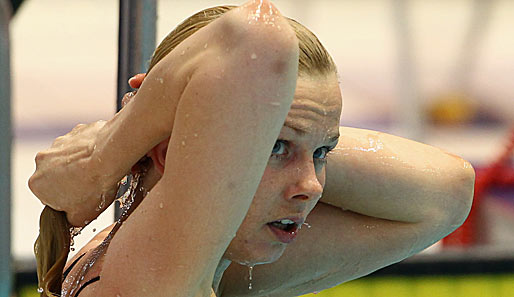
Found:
[226,238,286,266]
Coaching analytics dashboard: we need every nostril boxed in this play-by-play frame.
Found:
[292,194,310,201]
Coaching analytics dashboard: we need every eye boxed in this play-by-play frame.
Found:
[271,140,288,156]
[313,147,330,160]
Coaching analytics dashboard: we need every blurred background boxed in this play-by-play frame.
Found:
[1,0,513,296]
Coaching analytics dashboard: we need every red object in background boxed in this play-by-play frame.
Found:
[442,127,514,247]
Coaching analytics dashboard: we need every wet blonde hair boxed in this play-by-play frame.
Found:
[34,5,336,296]
[148,5,336,76]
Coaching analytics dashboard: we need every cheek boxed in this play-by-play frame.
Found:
[258,166,285,191]
[315,165,327,185]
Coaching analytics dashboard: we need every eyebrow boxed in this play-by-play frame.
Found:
[284,122,340,144]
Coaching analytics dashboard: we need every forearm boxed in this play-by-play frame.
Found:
[322,126,475,224]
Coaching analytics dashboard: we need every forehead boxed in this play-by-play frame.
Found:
[283,74,342,139]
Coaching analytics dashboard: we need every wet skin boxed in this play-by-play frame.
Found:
[63,73,343,297]
[222,73,342,267]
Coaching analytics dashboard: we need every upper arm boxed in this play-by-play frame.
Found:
[220,202,446,297]
[99,3,299,296]
[220,127,475,297]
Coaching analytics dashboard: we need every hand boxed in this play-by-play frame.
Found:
[29,120,118,226]
[121,73,146,107]
[29,74,147,227]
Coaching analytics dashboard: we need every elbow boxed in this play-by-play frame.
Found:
[221,0,299,69]
[442,160,476,231]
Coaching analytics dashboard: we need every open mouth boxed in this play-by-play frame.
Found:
[267,219,298,232]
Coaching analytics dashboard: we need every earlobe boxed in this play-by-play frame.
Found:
[148,137,170,176]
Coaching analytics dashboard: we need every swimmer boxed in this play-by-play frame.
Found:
[28,1,475,296]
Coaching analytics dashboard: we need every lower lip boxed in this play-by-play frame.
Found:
[267,224,298,244]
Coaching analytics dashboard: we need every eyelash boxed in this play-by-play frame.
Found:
[271,140,334,162]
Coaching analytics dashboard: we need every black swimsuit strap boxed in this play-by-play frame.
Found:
[73,276,100,297]
[63,253,101,297]
[63,253,86,280]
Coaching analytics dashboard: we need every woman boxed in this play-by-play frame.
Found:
[29,1,475,296]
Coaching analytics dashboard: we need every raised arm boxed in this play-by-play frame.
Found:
[30,1,299,226]
[322,126,475,227]
[97,2,300,296]
[220,127,475,297]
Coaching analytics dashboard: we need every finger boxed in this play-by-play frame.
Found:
[121,90,137,107]
[128,73,146,89]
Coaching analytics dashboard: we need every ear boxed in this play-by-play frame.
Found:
[147,137,170,176]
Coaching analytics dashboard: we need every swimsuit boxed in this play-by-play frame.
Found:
[62,253,100,297]
[61,173,146,296]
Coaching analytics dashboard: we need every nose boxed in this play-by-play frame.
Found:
[283,158,324,202]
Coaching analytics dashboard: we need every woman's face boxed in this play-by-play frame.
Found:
[225,72,343,265]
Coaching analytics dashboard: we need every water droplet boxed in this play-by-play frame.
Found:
[181,141,186,146]
[92,228,96,232]
[303,222,311,229]
[181,50,185,56]
[193,133,198,137]
[248,265,254,290]
[97,157,102,163]
[71,247,75,251]
[93,144,97,150]
[185,113,190,118]
[270,102,280,106]
[96,193,106,211]
[158,78,164,84]
[204,43,208,49]
[37,287,43,293]
[226,47,230,52]
[66,159,71,164]
[159,202,164,209]
[251,53,257,59]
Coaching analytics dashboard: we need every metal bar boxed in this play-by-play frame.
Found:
[115,0,156,220]
[0,0,12,296]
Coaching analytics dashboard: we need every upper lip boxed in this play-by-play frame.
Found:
[269,216,305,226]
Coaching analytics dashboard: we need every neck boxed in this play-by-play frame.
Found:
[212,258,232,295]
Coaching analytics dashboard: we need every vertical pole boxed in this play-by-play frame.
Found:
[0,0,12,296]
[392,0,423,141]
[115,0,156,219]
